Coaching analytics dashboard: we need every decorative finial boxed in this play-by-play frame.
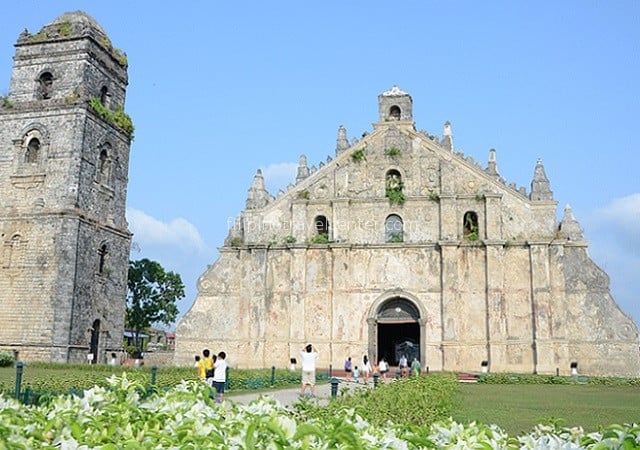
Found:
[296,154,309,183]
[335,125,349,155]
[442,121,454,152]
[530,158,553,201]
[486,148,499,177]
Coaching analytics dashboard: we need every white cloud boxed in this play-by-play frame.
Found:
[589,193,640,249]
[261,162,297,194]
[126,208,208,253]
[584,193,640,325]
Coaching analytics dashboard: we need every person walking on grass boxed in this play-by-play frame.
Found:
[411,356,421,376]
[300,343,319,397]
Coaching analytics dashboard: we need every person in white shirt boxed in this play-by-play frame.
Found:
[212,351,228,402]
[300,344,319,397]
[361,355,372,384]
[378,357,389,379]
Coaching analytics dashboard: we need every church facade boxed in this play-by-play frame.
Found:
[176,86,639,377]
[0,12,132,363]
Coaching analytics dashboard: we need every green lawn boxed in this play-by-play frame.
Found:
[2,366,639,436]
[453,383,640,435]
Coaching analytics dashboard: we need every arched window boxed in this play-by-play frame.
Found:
[463,211,479,240]
[3,234,23,268]
[100,86,109,105]
[98,145,111,185]
[38,72,53,99]
[25,138,40,163]
[98,244,108,274]
[314,215,329,236]
[385,169,405,205]
[389,105,401,120]
[385,214,404,242]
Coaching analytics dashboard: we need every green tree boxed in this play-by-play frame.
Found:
[126,258,185,351]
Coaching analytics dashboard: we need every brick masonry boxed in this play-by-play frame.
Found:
[0,12,132,364]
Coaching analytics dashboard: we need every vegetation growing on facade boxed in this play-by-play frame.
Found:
[351,148,366,162]
[89,97,135,138]
[428,190,440,202]
[297,189,310,200]
[229,237,243,247]
[58,21,72,37]
[101,35,128,66]
[64,88,80,105]
[384,146,402,157]
[386,172,405,205]
[283,235,296,244]
[0,96,13,108]
[310,233,331,244]
[388,232,403,243]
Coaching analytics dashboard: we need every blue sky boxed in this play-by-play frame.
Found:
[2,1,638,327]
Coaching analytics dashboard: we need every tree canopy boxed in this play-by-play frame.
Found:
[126,258,185,350]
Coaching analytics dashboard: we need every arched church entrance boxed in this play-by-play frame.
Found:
[376,297,420,366]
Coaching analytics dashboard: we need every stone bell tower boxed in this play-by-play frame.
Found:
[0,11,133,363]
[378,85,413,122]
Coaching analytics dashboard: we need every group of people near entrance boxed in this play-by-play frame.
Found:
[344,354,422,383]
[299,344,425,397]
[195,349,228,401]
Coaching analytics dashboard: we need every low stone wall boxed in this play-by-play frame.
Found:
[139,350,175,367]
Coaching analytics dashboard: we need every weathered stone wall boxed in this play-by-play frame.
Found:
[0,12,131,364]
[178,240,639,376]
[176,88,639,377]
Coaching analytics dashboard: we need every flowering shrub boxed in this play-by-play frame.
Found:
[0,374,638,448]
[0,350,13,367]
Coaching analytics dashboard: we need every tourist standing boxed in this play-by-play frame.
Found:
[300,344,319,397]
[411,356,421,376]
[378,357,389,379]
[353,365,360,383]
[361,355,372,384]
[212,351,228,402]
[399,354,408,377]
[195,355,204,380]
[202,349,214,385]
[344,356,352,378]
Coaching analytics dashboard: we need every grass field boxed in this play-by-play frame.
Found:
[2,365,639,435]
[453,383,640,435]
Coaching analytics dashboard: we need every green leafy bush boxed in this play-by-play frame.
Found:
[2,373,637,448]
[386,186,405,205]
[89,97,135,138]
[0,350,14,367]
[310,233,331,244]
[351,148,366,162]
[384,146,402,157]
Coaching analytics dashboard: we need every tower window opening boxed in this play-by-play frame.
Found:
[98,244,108,274]
[38,72,53,99]
[389,105,401,120]
[100,86,109,105]
[98,145,112,185]
[25,138,40,163]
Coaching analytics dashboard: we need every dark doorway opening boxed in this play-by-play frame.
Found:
[90,319,100,364]
[377,322,420,366]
